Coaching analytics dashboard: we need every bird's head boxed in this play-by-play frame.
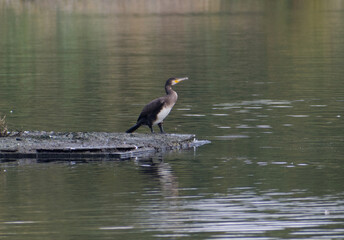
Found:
[166,77,188,86]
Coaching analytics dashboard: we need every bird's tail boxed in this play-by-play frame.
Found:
[126,123,141,133]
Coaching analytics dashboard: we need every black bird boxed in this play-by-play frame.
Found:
[126,77,188,133]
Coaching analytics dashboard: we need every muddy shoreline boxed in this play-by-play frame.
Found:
[0,131,209,161]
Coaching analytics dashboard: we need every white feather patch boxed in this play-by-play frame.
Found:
[154,106,173,125]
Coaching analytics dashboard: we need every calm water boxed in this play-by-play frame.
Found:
[1,0,344,239]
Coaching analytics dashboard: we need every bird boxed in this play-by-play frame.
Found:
[126,77,188,133]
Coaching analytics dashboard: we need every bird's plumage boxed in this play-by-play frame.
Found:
[126,77,187,133]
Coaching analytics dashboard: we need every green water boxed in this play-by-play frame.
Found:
[0,1,344,239]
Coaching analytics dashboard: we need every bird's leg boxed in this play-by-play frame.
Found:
[158,122,165,133]
[149,124,154,133]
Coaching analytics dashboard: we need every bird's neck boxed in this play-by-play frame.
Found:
[165,85,175,95]
[165,85,178,105]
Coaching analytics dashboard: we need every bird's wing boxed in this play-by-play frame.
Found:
[137,97,165,123]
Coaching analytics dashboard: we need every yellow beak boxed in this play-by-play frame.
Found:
[173,77,188,85]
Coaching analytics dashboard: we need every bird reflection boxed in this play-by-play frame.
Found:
[136,156,179,198]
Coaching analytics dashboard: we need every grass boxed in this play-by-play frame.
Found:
[0,115,10,137]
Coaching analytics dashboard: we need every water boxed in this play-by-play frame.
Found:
[1,1,344,239]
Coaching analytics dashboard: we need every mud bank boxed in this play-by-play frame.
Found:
[0,131,209,161]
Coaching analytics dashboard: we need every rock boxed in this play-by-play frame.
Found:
[0,131,210,161]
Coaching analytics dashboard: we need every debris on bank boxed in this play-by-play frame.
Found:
[0,131,210,161]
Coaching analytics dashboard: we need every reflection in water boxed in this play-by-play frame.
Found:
[1,0,226,15]
[136,186,344,238]
[0,154,343,239]
[136,157,179,198]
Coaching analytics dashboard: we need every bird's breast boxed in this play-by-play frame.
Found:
[154,106,173,125]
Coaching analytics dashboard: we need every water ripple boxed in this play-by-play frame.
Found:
[136,190,344,238]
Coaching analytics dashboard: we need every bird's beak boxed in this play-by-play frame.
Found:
[172,77,188,85]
